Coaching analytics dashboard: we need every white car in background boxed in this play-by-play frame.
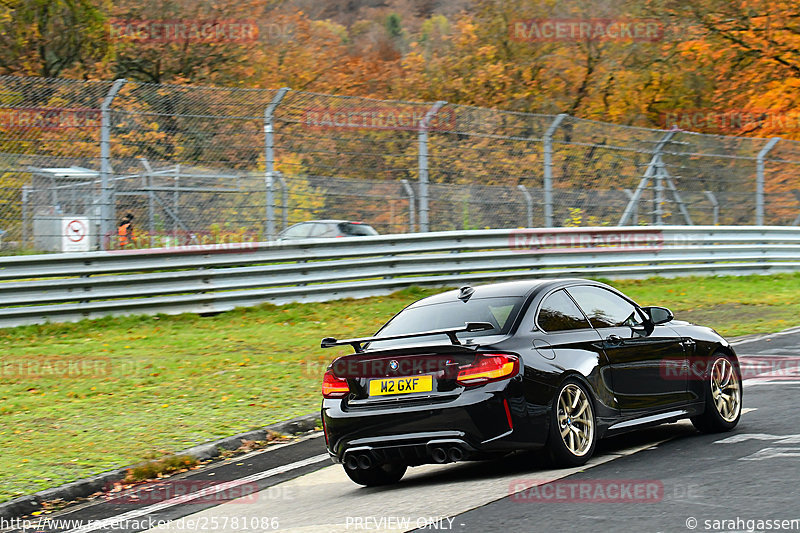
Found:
[277,220,379,240]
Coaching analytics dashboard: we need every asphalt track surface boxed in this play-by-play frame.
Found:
[5,327,800,533]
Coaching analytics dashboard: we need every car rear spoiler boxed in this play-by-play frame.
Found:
[320,322,494,353]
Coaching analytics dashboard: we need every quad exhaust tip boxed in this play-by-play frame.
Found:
[447,446,464,462]
[344,454,359,470]
[431,447,448,463]
[431,446,464,463]
[345,453,375,470]
[357,454,373,470]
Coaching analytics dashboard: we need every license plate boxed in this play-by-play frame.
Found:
[369,375,433,396]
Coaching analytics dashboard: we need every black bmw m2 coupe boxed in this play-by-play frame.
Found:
[320,279,742,486]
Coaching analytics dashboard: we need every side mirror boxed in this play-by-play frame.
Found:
[643,306,674,325]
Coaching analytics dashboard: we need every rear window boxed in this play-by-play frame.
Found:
[537,290,591,332]
[368,297,524,349]
[339,222,378,236]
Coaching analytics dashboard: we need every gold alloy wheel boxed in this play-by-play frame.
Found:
[557,383,594,456]
[711,357,741,423]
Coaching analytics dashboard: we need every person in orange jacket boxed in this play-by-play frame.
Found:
[118,213,134,248]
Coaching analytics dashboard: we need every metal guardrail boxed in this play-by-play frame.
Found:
[1,226,799,329]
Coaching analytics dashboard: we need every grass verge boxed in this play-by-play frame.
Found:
[2,274,799,501]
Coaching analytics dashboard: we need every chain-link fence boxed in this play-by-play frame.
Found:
[1,75,799,253]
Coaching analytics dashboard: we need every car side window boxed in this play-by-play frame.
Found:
[567,286,645,329]
[537,290,591,332]
[310,223,335,237]
[282,224,312,239]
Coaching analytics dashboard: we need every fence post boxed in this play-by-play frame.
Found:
[264,88,290,240]
[517,184,533,228]
[418,101,446,232]
[543,113,567,228]
[623,189,638,225]
[138,158,156,246]
[756,137,780,225]
[99,78,126,249]
[21,185,31,248]
[619,130,676,226]
[793,191,800,226]
[704,191,719,225]
[173,164,180,239]
[654,171,664,225]
[277,173,289,232]
[401,179,416,232]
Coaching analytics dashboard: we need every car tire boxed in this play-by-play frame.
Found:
[546,378,597,467]
[691,352,742,433]
[343,462,407,487]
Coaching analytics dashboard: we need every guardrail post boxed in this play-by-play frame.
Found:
[517,184,533,228]
[543,114,567,228]
[756,137,780,225]
[264,88,290,240]
[401,179,416,232]
[704,191,719,225]
[419,101,446,232]
[100,79,126,249]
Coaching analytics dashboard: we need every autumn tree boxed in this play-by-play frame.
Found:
[104,0,270,85]
[656,0,800,137]
[0,0,109,78]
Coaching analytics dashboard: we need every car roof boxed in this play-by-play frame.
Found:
[406,278,599,307]
[290,220,368,225]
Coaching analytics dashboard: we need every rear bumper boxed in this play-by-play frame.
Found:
[322,381,549,466]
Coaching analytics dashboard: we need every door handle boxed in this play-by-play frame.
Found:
[606,334,624,345]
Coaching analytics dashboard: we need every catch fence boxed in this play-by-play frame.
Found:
[1,76,799,253]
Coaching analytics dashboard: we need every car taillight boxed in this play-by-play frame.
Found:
[322,370,350,398]
[456,354,519,386]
